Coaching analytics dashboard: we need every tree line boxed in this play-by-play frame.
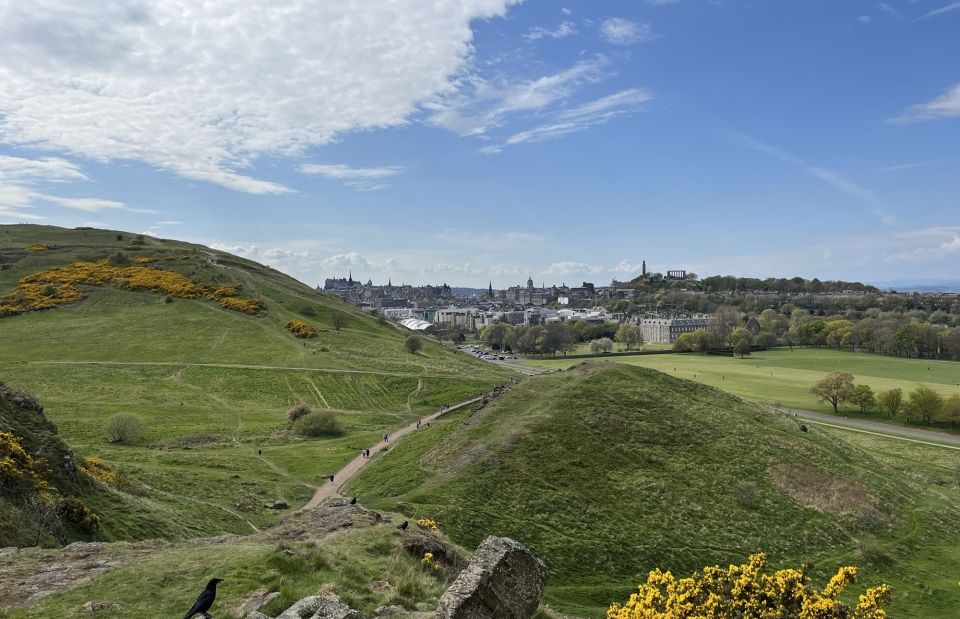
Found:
[811,371,960,427]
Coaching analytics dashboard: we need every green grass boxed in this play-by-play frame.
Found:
[1,508,459,618]
[0,224,511,542]
[520,347,960,418]
[347,362,960,617]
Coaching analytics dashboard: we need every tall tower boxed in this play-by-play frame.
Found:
[526,276,534,289]
[642,260,646,277]
[488,281,494,298]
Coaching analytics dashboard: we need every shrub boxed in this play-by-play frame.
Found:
[405,336,422,354]
[300,305,317,316]
[108,252,130,265]
[80,456,119,486]
[293,411,340,437]
[734,481,759,507]
[25,243,48,251]
[213,286,239,299]
[56,496,101,533]
[607,553,890,618]
[287,403,312,423]
[286,319,318,338]
[104,414,144,444]
[133,256,154,264]
[217,296,264,315]
[163,294,174,303]
[331,310,346,330]
[0,431,49,495]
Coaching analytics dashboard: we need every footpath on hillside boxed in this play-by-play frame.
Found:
[776,406,960,450]
[300,394,484,510]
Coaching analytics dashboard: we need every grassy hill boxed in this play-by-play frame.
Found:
[0,224,511,542]
[347,362,960,617]
[521,348,960,419]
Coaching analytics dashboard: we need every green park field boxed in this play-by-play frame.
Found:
[521,347,960,417]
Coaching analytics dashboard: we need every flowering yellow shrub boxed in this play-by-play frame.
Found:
[417,518,439,531]
[133,256,154,264]
[421,552,441,572]
[0,261,265,316]
[80,456,119,486]
[0,431,49,495]
[607,553,890,619]
[286,319,318,338]
[25,243,48,251]
[217,296,264,315]
[213,286,240,299]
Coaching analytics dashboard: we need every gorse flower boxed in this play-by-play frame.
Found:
[607,553,891,619]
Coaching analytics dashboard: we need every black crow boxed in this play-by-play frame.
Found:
[184,578,223,619]
[397,520,408,530]
[350,497,357,505]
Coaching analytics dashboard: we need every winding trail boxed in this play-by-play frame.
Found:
[775,406,960,450]
[300,395,483,510]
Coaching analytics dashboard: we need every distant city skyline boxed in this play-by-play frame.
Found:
[1,1,958,287]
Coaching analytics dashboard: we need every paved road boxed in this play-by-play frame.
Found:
[300,395,483,510]
[776,407,960,450]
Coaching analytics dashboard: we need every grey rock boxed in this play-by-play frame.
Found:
[237,588,281,616]
[276,595,365,619]
[436,536,548,619]
[369,579,394,594]
[245,612,271,619]
[265,501,290,510]
[373,605,408,617]
[80,601,122,613]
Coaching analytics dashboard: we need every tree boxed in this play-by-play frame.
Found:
[938,393,960,428]
[480,323,508,351]
[673,332,695,352]
[331,310,346,331]
[709,305,740,347]
[733,338,752,358]
[590,337,614,354]
[104,414,144,444]
[811,371,855,414]
[18,494,63,546]
[879,388,903,418]
[849,384,876,413]
[615,324,644,350]
[755,331,777,350]
[904,385,944,424]
[691,328,716,354]
[404,335,422,354]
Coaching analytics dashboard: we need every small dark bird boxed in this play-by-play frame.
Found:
[350,496,358,505]
[397,520,408,530]
[183,578,223,619]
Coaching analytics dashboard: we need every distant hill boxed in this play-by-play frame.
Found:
[348,362,960,617]
[871,279,960,293]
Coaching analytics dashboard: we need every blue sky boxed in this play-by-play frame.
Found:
[0,0,958,287]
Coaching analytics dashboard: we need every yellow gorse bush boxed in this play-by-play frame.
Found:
[79,456,119,486]
[0,431,49,495]
[607,553,891,619]
[286,319,318,338]
[24,243,48,251]
[0,260,264,316]
[417,518,439,531]
[421,552,441,571]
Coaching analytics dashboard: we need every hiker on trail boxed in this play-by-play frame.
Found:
[258,448,262,456]
[416,419,421,428]
[329,474,334,483]
[384,433,389,442]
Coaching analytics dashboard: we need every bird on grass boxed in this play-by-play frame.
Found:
[350,496,358,505]
[397,520,408,530]
[184,578,223,619]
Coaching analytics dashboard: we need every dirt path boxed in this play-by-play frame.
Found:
[300,395,483,510]
[775,407,960,450]
[29,360,466,379]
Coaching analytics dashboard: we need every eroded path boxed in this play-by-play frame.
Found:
[301,395,483,510]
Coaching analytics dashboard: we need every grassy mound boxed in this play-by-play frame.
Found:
[347,362,960,617]
[0,225,510,542]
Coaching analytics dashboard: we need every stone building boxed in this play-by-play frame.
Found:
[640,317,708,343]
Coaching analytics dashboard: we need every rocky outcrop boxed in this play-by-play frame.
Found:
[436,536,548,619]
[273,595,364,619]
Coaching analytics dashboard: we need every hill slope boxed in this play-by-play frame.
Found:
[0,224,511,542]
[347,362,960,617]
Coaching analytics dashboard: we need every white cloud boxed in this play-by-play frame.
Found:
[858,15,873,24]
[0,155,89,183]
[874,161,932,173]
[299,163,403,190]
[918,1,960,20]
[426,56,609,137]
[599,18,655,45]
[35,194,127,212]
[495,88,652,149]
[941,235,960,253]
[645,0,680,5]
[561,7,572,15]
[0,154,133,216]
[891,83,960,122]
[0,0,518,194]
[878,2,900,19]
[320,252,369,271]
[155,220,182,225]
[524,21,577,41]
[544,261,603,275]
[613,260,645,275]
